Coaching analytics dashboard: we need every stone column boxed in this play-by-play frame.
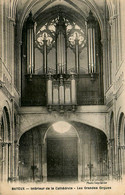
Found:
[78,138,82,182]
[8,143,12,181]
[42,141,47,182]
[0,139,3,181]
[13,142,19,181]
[2,143,5,181]
[81,140,85,181]
[0,0,3,80]
[8,17,15,95]
[3,142,9,182]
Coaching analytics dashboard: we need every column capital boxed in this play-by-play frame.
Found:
[70,72,77,80]
[101,38,107,45]
[108,14,118,26]
[16,143,20,148]
[47,71,53,80]
[8,17,16,26]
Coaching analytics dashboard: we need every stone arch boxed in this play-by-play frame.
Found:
[1,100,12,119]
[43,121,80,144]
[118,112,125,146]
[0,103,11,143]
[18,120,108,182]
[19,111,107,140]
[116,107,122,132]
[3,107,11,142]
[118,112,125,179]
[18,0,104,43]
[109,111,115,178]
[0,106,11,182]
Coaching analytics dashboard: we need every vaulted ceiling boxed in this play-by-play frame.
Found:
[16,0,105,30]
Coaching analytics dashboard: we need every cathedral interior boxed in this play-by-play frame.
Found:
[0,0,125,182]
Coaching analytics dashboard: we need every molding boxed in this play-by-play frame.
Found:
[8,17,16,26]
[0,58,12,78]
[0,80,5,88]
[116,84,124,100]
[0,80,14,102]
[106,99,113,108]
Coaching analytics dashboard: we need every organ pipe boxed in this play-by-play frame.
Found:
[26,12,35,74]
[56,14,66,74]
[43,34,47,74]
[59,75,64,105]
[87,11,96,73]
[71,73,77,105]
[75,33,80,74]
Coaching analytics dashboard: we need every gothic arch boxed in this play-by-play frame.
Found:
[18,120,108,182]
[118,112,125,146]
[19,112,107,141]
[118,112,125,179]
[17,0,104,42]
[0,106,11,181]
[43,121,80,144]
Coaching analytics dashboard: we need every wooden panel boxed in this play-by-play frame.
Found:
[77,74,104,105]
[21,75,46,106]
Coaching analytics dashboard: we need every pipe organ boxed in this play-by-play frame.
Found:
[46,14,77,111]
[47,73,77,111]
[24,11,101,109]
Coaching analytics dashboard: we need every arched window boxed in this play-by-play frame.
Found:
[35,14,87,75]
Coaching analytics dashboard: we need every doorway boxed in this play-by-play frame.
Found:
[47,137,78,181]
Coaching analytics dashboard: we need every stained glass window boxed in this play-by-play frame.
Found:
[36,16,86,52]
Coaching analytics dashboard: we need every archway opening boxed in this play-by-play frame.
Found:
[0,107,11,182]
[47,121,78,181]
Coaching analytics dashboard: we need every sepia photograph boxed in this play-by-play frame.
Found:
[0,0,125,194]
